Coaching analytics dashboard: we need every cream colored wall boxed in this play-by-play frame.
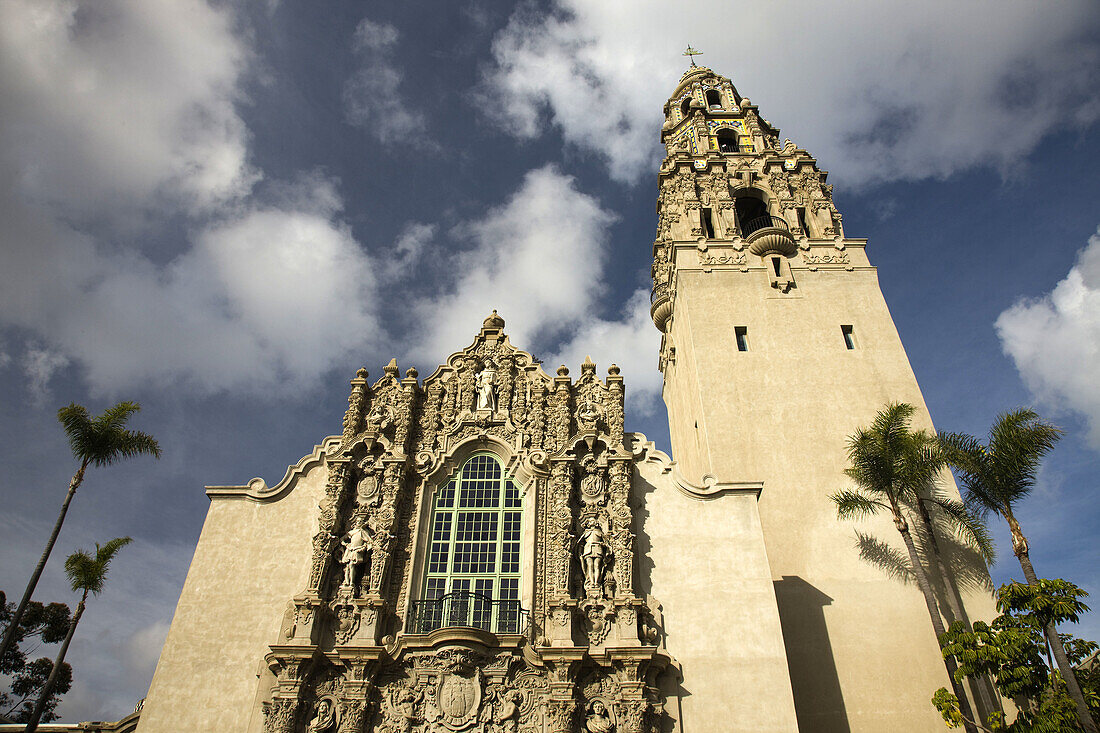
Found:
[662,247,998,731]
[136,464,326,732]
[634,460,798,733]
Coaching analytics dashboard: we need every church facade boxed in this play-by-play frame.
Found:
[135,65,994,732]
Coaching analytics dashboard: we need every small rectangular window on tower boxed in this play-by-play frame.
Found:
[701,208,716,238]
[735,326,749,352]
[796,207,810,237]
[841,325,856,350]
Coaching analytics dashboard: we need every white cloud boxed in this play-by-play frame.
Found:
[343,18,427,144]
[481,0,1100,185]
[0,2,386,396]
[0,0,256,216]
[22,345,70,402]
[545,288,663,413]
[996,226,1100,448]
[410,165,615,362]
[384,222,437,280]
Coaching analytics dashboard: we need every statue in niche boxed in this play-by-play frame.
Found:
[585,700,615,733]
[578,401,599,431]
[306,694,338,732]
[476,360,497,411]
[578,519,610,593]
[339,520,371,589]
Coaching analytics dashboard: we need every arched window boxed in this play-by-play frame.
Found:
[706,89,722,109]
[735,194,769,235]
[417,454,522,631]
[680,96,692,118]
[716,129,738,153]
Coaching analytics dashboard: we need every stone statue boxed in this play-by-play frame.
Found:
[578,401,599,431]
[366,403,392,432]
[494,690,522,733]
[306,694,337,732]
[339,521,370,588]
[578,519,609,591]
[585,700,615,733]
[476,360,497,411]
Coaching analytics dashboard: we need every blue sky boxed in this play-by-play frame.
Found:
[0,0,1098,721]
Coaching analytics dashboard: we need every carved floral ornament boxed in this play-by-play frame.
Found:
[250,313,672,733]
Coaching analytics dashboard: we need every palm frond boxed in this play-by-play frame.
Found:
[56,401,161,466]
[64,537,132,596]
[924,491,996,563]
[831,489,887,519]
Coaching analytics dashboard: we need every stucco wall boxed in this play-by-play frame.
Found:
[136,461,326,732]
[634,458,798,732]
[661,251,999,731]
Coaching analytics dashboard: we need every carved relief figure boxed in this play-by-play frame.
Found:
[476,360,497,411]
[339,521,371,589]
[306,694,338,732]
[578,519,610,593]
[493,690,523,733]
[586,700,615,733]
[366,403,392,433]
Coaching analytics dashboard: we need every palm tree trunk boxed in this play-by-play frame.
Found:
[0,462,86,670]
[1006,512,1098,733]
[23,594,85,732]
[892,504,979,733]
[916,501,1002,721]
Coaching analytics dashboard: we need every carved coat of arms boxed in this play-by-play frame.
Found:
[428,668,483,731]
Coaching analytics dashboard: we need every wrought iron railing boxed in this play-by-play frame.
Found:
[651,280,671,303]
[406,591,529,635]
[741,215,789,237]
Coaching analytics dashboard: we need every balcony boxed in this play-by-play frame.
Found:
[650,281,673,332]
[406,591,529,636]
[742,215,797,256]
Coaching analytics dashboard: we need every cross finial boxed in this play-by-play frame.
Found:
[683,45,703,66]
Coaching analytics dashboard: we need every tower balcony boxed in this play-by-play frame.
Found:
[651,280,673,331]
[744,215,797,257]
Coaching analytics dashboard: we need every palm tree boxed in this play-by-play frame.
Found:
[831,403,979,733]
[0,403,159,673]
[940,409,1097,733]
[23,537,132,733]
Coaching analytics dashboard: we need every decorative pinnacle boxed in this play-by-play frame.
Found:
[383,358,399,377]
[683,45,703,66]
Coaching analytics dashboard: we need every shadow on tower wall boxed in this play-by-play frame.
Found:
[773,576,851,733]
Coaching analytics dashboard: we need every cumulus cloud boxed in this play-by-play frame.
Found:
[410,166,614,361]
[996,226,1100,448]
[407,166,662,409]
[343,18,427,144]
[22,345,70,402]
[0,1,385,396]
[4,180,378,395]
[481,0,1100,185]
[545,288,663,413]
[0,0,256,216]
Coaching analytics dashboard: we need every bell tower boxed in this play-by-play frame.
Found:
[649,63,994,731]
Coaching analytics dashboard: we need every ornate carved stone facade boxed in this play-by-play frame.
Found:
[258,313,671,732]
